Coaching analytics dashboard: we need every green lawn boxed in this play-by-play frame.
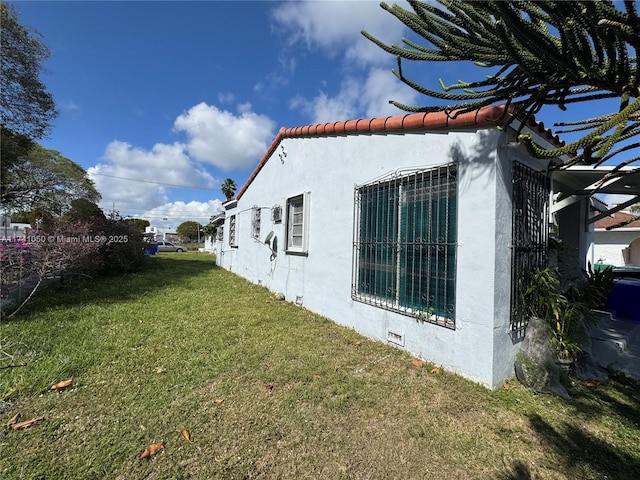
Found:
[1,253,639,479]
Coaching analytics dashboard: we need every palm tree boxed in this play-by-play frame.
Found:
[221,178,237,201]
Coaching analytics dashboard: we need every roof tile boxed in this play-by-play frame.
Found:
[595,211,640,230]
[232,104,565,202]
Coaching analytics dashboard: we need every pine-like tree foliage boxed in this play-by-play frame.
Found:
[362,1,639,175]
[1,3,57,140]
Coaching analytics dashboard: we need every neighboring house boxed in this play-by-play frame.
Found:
[590,210,640,267]
[202,235,215,253]
[1,221,32,240]
[205,213,225,254]
[214,104,631,388]
[144,226,179,242]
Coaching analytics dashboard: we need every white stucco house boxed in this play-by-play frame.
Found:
[214,104,634,388]
[590,210,640,267]
[0,219,32,240]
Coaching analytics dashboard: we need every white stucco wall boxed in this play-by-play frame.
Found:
[216,127,551,388]
[589,229,640,266]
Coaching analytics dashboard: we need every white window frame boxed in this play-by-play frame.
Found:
[285,192,310,254]
[229,214,238,247]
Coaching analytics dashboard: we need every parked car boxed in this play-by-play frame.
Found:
[156,241,186,252]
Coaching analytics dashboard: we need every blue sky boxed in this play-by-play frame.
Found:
[11,1,630,229]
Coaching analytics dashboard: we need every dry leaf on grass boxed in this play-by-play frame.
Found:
[584,380,600,388]
[412,359,424,368]
[139,443,164,459]
[7,412,21,427]
[263,383,274,391]
[50,379,73,392]
[181,428,191,442]
[355,341,362,346]
[214,398,224,404]
[503,383,511,391]
[11,417,43,430]
[430,367,441,374]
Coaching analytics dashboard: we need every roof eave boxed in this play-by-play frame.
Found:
[235,104,565,201]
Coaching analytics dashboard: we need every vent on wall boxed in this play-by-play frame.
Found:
[271,205,282,223]
[387,329,405,347]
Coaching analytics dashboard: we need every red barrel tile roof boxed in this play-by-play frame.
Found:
[232,104,564,202]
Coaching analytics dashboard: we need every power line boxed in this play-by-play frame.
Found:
[92,172,217,190]
[102,205,221,217]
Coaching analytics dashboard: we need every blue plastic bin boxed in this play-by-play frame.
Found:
[606,279,640,322]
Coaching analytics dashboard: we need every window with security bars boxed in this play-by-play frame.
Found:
[352,164,457,328]
[252,207,261,239]
[216,226,223,241]
[229,215,237,247]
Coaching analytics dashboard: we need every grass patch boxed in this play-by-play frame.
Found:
[1,253,639,479]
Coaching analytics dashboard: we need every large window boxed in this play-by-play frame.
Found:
[285,193,309,254]
[352,164,457,328]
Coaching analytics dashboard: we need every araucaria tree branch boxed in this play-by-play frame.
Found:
[362,0,639,168]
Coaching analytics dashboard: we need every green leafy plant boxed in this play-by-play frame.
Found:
[525,267,590,360]
[581,262,615,309]
[415,306,436,323]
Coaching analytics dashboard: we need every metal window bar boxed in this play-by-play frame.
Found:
[229,215,236,246]
[352,164,457,328]
[252,207,261,239]
[510,162,549,341]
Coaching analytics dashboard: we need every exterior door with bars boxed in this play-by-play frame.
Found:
[510,162,549,341]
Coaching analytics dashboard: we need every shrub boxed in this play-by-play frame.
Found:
[1,218,146,318]
[93,219,146,275]
[1,220,104,317]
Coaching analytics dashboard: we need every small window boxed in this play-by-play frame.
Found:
[216,226,223,241]
[285,193,309,254]
[252,207,261,239]
[271,205,282,223]
[229,215,237,247]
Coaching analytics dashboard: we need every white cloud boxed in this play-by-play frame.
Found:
[141,200,224,231]
[601,194,639,210]
[360,67,420,117]
[272,1,420,123]
[253,71,289,96]
[88,140,216,212]
[290,78,359,124]
[62,100,82,120]
[217,92,235,104]
[237,102,253,114]
[290,68,420,124]
[63,100,81,111]
[271,0,408,68]
[174,102,276,170]
[87,102,278,216]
